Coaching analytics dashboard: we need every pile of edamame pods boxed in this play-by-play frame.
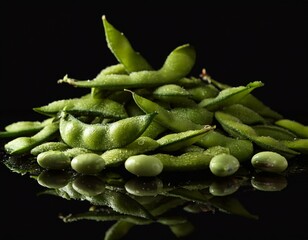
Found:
[1,15,308,179]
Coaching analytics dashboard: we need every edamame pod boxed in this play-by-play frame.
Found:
[198,81,264,111]
[102,136,160,167]
[59,111,157,151]
[215,111,299,158]
[34,97,128,119]
[275,119,308,138]
[102,15,153,72]
[4,122,59,155]
[131,91,203,132]
[156,126,214,152]
[58,44,196,90]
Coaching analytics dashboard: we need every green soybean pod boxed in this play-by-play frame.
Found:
[208,77,283,120]
[59,111,157,151]
[153,151,213,172]
[4,121,59,155]
[222,103,266,125]
[131,91,203,132]
[251,151,288,173]
[186,84,220,102]
[196,130,254,162]
[58,44,196,90]
[30,142,69,156]
[152,84,194,105]
[275,119,308,138]
[215,111,299,158]
[102,136,160,167]
[0,121,44,138]
[169,107,213,125]
[253,125,298,141]
[71,153,106,174]
[37,150,71,170]
[125,154,163,177]
[34,97,128,119]
[198,81,264,111]
[156,126,214,152]
[209,153,240,177]
[102,15,153,72]
[282,139,308,154]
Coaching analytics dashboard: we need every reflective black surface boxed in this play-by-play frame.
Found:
[1,141,308,240]
[2,2,307,240]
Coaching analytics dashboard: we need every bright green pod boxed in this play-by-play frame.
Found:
[282,139,308,154]
[125,154,163,177]
[59,111,157,151]
[4,122,59,155]
[102,15,153,72]
[253,125,297,141]
[71,153,106,174]
[275,119,308,138]
[30,142,69,156]
[196,130,254,162]
[34,97,128,119]
[198,81,264,111]
[186,84,219,102]
[153,152,210,171]
[209,153,240,177]
[37,150,71,170]
[152,84,192,104]
[222,103,266,125]
[132,91,203,132]
[251,151,288,173]
[215,111,299,158]
[72,175,106,196]
[156,126,214,152]
[58,44,196,90]
[170,107,213,125]
[0,119,54,139]
[102,136,160,167]
[207,78,283,120]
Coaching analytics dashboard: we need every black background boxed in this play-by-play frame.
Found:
[1,1,308,240]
